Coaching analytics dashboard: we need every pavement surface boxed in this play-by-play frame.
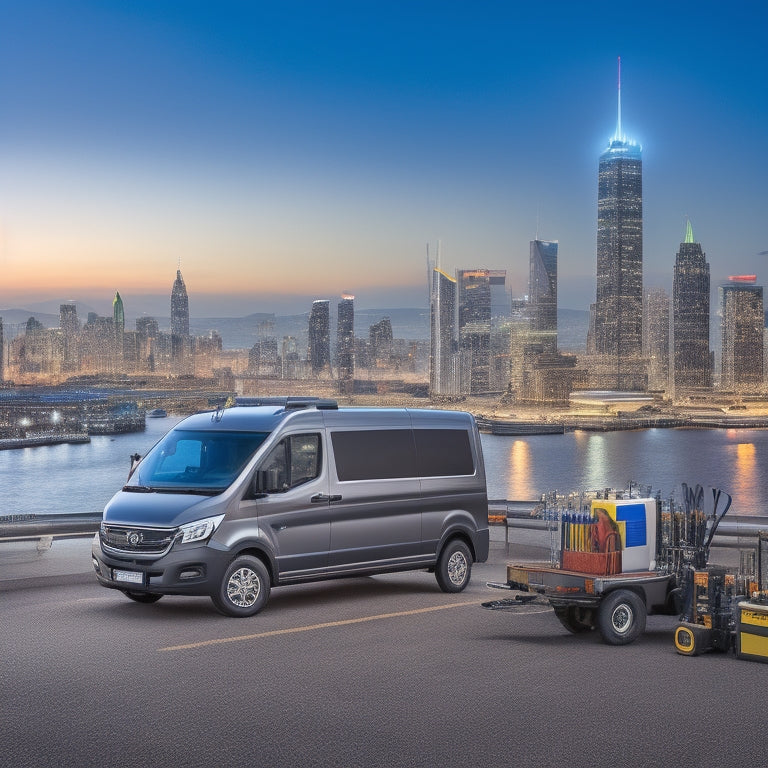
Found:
[3,525,767,768]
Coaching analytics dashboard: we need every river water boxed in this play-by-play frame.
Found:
[1,417,766,517]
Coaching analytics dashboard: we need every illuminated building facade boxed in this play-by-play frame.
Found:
[429,267,458,395]
[308,299,331,374]
[529,240,558,353]
[336,294,355,381]
[592,60,643,389]
[672,221,711,391]
[642,288,670,391]
[719,278,764,391]
[457,268,506,394]
[170,269,190,364]
[59,303,80,372]
[113,291,125,362]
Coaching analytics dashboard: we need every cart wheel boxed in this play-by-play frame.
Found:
[597,589,646,645]
[674,622,712,656]
[553,605,594,634]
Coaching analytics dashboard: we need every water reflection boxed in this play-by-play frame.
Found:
[504,440,532,499]
[582,434,607,490]
[480,428,768,515]
[733,441,757,504]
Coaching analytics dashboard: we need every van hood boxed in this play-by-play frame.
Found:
[103,489,220,528]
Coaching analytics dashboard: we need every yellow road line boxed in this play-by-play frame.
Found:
[159,599,482,652]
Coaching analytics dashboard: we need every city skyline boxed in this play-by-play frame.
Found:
[1,2,767,316]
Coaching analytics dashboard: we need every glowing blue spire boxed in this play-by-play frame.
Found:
[615,56,622,141]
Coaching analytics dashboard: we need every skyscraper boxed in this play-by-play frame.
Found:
[672,220,711,391]
[457,268,506,394]
[720,277,764,392]
[308,299,331,374]
[170,269,190,338]
[429,267,458,395]
[170,269,190,361]
[643,288,670,391]
[529,239,558,353]
[59,303,80,372]
[336,294,355,381]
[592,59,643,389]
[112,291,125,363]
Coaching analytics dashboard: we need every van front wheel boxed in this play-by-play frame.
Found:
[212,555,271,617]
[435,540,472,593]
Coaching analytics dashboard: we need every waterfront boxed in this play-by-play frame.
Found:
[1,415,767,517]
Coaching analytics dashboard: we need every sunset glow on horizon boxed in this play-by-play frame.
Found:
[1,1,766,317]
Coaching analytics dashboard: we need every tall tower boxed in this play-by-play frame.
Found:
[672,220,711,391]
[112,291,125,367]
[170,270,190,337]
[529,240,558,353]
[59,303,80,372]
[336,294,355,381]
[308,299,331,374]
[456,269,506,394]
[429,267,458,396]
[643,288,670,391]
[112,292,124,336]
[592,58,643,389]
[170,269,190,361]
[720,277,764,392]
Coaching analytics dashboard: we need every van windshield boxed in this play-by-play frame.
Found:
[130,429,269,493]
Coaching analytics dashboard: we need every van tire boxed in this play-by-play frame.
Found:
[122,589,163,604]
[435,540,472,593]
[212,555,271,617]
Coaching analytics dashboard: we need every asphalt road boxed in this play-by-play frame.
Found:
[2,537,767,768]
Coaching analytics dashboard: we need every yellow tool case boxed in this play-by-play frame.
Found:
[736,600,768,663]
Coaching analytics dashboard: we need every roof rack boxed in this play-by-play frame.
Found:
[234,396,338,411]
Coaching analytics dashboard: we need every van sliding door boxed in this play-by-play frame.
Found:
[326,428,423,571]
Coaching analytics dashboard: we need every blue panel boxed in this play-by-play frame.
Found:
[615,503,646,547]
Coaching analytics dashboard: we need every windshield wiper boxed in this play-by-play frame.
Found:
[152,486,223,496]
[122,485,153,493]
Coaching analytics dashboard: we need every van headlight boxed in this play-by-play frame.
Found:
[179,515,225,544]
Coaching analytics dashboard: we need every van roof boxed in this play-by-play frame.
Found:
[173,403,475,433]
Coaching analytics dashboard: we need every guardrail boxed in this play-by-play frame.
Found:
[3,502,766,545]
[0,512,102,541]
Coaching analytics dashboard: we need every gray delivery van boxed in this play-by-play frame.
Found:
[92,398,489,616]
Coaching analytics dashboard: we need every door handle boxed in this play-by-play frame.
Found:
[310,493,343,503]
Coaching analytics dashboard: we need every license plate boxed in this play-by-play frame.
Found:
[113,569,144,585]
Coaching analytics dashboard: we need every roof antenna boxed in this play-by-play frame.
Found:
[616,56,622,141]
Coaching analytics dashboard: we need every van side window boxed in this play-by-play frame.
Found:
[331,429,417,481]
[256,434,321,494]
[415,429,475,476]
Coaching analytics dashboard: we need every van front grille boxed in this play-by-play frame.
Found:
[100,524,178,556]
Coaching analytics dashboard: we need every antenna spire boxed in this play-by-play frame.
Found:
[616,56,622,141]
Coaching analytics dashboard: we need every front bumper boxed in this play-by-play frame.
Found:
[91,535,230,597]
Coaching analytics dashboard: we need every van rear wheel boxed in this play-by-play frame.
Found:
[212,555,270,617]
[435,540,472,593]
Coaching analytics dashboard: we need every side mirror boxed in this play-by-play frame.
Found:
[127,453,142,480]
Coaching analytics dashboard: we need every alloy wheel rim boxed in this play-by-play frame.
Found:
[447,552,468,586]
[227,567,261,607]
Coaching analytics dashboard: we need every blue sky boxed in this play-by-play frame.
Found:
[1,0,766,317]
